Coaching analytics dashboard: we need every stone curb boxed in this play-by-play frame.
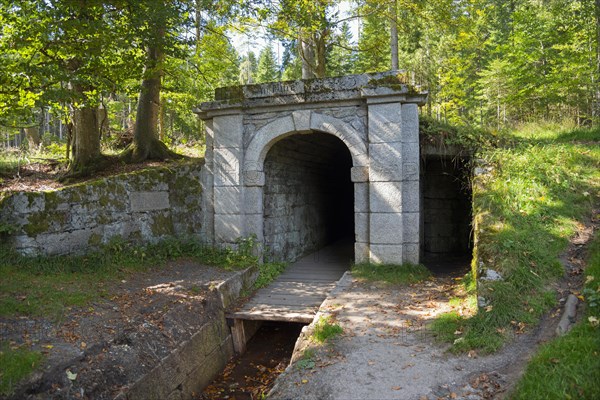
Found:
[555,294,579,336]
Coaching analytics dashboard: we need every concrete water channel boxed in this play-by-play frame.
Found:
[200,241,353,398]
[227,240,353,353]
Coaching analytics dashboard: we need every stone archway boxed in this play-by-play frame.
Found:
[197,72,427,264]
[243,111,368,178]
[241,112,367,262]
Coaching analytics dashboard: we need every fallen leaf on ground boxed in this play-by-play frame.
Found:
[392,386,402,390]
[66,370,77,381]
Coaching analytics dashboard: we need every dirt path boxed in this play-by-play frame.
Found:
[269,217,597,400]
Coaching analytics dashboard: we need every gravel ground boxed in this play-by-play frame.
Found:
[269,272,560,400]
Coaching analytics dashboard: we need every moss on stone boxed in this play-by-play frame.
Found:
[88,232,102,246]
[97,214,112,225]
[150,213,174,236]
[216,85,245,102]
[23,212,50,237]
[368,73,408,86]
[174,174,202,194]
[23,210,70,237]
[4,161,203,247]
[25,192,38,208]
[99,195,111,207]
[69,190,83,203]
[367,73,424,95]
[44,191,61,209]
[170,174,202,206]
[129,230,143,241]
[0,191,13,208]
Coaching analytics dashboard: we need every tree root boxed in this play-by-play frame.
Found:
[120,139,184,164]
[59,155,114,183]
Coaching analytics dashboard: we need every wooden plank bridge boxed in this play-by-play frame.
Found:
[227,241,353,353]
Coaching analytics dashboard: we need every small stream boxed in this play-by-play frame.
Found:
[199,322,305,400]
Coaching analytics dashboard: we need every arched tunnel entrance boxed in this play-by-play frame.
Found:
[262,132,354,263]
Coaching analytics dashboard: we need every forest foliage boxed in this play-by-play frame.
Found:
[0,0,598,172]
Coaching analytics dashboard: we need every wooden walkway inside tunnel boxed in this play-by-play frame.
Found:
[227,240,353,352]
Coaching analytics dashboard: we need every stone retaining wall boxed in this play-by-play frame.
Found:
[0,162,204,256]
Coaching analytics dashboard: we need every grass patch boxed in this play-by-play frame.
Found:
[509,323,600,399]
[296,348,317,370]
[0,145,67,176]
[254,261,287,289]
[352,262,431,285]
[420,115,505,151]
[0,236,259,319]
[0,152,21,178]
[433,123,599,353]
[509,233,600,399]
[311,316,343,343]
[0,343,44,396]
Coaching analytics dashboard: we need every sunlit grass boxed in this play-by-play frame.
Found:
[311,316,343,343]
[509,234,600,400]
[433,123,600,353]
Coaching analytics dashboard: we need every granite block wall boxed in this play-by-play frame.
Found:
[0,162,204,256]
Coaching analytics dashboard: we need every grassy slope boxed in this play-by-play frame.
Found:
[510,233,600,399]
[431,123,600,353]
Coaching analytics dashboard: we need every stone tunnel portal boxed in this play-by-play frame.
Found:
[422,155,473,273]
[197,72,428,265]
[263,132,354,262]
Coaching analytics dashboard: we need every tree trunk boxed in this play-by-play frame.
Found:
[299,33,327,79]
[314,33,326,78]
[390,0,399,70]
[69,84,102,174]
[122,39,179,162]
[24,126,41,149]
[97,105,108,141]
[158,98,165,141]
[300,37,315,79]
